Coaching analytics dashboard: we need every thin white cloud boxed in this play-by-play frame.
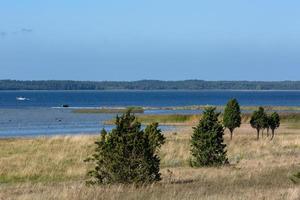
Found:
[0,28,33,37]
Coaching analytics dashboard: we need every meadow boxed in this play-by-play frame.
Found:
[0,121,300,199]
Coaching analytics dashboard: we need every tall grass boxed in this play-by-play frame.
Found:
[137,114,199,124]
[0,124,300,199]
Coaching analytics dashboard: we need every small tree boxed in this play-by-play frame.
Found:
[86,110,165,185]
[250,107,266,140]
[261,113,269,138]
[269,112,280,140]
[223,99,242,140]
[190,107,228,167]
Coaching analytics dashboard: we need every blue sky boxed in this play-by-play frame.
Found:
[1,1,300,81]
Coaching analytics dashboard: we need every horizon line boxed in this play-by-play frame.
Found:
[1,79,300,82]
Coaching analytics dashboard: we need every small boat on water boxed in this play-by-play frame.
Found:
[16,97,30,101]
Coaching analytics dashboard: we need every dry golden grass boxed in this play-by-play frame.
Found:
[0,124,300,200]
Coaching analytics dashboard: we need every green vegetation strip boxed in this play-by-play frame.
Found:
[73,107,144,114]
[137,114,197,124]
[74,106,300,114]
[105,112,300,125]
[158,105,300,111]
[3,79,300,90]
[104,114,199,125]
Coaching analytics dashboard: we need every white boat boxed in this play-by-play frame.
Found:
[16,97,29,101]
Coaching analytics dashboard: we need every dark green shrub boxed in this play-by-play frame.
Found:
[261,113,269,138]
[269,112,280,140]
[190,107,228,167]
[86,111,165,185]
[223,99,241,140]
[250,107,267,140]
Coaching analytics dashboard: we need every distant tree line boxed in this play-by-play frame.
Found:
[2,79,300,90]
[86,99,281,185]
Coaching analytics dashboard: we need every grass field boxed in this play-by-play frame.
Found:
[0,122,300,200]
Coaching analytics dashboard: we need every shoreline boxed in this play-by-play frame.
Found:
[1,110,300,138]
[70,105,300,113]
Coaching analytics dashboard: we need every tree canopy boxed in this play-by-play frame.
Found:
[86,111,165,185]
[269,112,280,140]
[2,80,300,90]
[190,107,228,167]
[223,99,241,140]
[250,107,268,140]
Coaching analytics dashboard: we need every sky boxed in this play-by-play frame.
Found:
[1,1,300,81]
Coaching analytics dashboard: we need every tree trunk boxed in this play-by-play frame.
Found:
[230,130,233,140]
[271,129,275,140]
[267,128,270,137]
[262,129,264,137]
[256,129,260,140]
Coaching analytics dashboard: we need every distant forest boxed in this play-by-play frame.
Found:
[1,80,300,90]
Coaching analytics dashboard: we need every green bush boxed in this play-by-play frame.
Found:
[250,107,268,140]
[269,112,280,140]
[250,107,280,140]
[86,110,165,185]
[190,107,228,167]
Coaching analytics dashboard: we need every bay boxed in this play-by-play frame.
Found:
[1,90,300,137]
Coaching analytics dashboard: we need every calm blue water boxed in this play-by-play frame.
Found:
[1,90,300,108]
[1,90,300,137]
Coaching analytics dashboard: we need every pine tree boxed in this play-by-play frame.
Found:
[86,110,165,185]
[269,112,280,140]
[223,99,241,140]
[250,107,267,140]
[190,107,228,167]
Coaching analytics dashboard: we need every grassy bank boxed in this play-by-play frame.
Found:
[73,105,300,114]
[160,105,300,111]
[104,112,300,126]
[103,114,199,125]
[73,107,144,114]
[0,124,300,199]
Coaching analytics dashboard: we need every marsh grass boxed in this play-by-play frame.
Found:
[137,114,199,125]
[155,105,300,112]
[104,114,200,125]
[0,124,300,199]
